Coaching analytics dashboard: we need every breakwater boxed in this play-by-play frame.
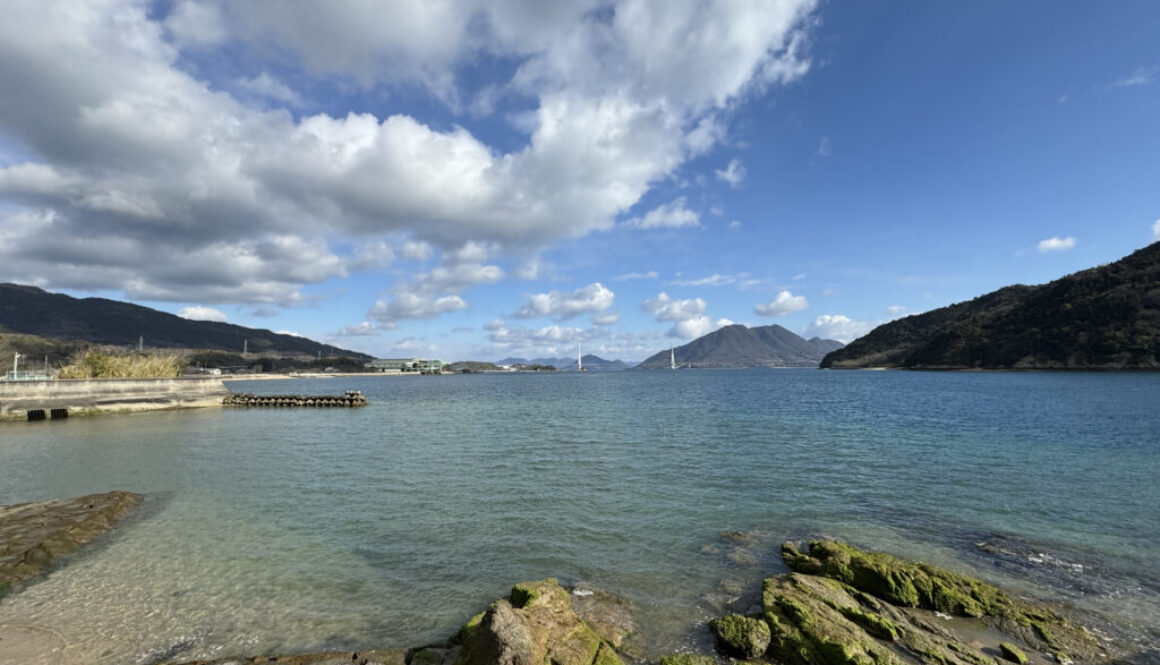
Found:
[222,390,367,408]
[0,377,229,421]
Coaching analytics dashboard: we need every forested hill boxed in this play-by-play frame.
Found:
[821,242,1160,369]
[0,284,369,359]
[637,324,843,368]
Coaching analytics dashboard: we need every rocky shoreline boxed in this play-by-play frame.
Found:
[0,493,1140,665]
[0,490,143,596]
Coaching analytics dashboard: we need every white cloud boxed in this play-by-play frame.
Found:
[1113,67,1156,88]
[886,305,907,316]
[1152,219,1160,241]
[237,72,301,106]
[669,273,746,287]
[275,330,305,338]
[642,292,706,322]
[1037,236,1077,253]
[754,290,809,317]
[402,241,434,261]
[805,314,871,343]
[592,311,620,326]
[715,158,747,187]
[611,271,658,281]
[624,197,700,230]
[347,241,395,271]
[0,0,818,308]
[334,321,378,336]
[515,282,615,320]
[791,273,806,281]
[177,305,228,322]
[817,137,832,157]
[729,220,742,229]
[368,293,467,323]
[642,292,728,339]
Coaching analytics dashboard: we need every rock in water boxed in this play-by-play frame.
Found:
[0,490,143,594]
[703,540,1115,665]
[780,540,1105,661]
[709,614,771,658]
[454,579,626,665]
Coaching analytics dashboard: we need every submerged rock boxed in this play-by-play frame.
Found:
[0,490,143,595]
[658,654,717,665]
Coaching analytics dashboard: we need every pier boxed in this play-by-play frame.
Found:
[223,390,367,408]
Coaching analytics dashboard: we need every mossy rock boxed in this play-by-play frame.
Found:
[998,643,1027,665]
[762,574,900,665]
[781,540,1103,660]
[710,614,770,659]
[410,648,448,665]
[450,611,486,645]
[455,579,623,665]
[658,654,716,665]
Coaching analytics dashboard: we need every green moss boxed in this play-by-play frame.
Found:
[998,642,1028,665]
[593,643,625,665]
[778,597,814,629]
[511,581,543,608]
[837,607,899,642]
[450,611,486,645]
[1031,621,1055,645]
[658,654,716,665]
[710,614,770,659]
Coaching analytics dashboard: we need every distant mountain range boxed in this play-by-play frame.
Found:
[636,324,844,369]
[821,242,1160,369]
[0,284,369,359]
[497,354,630,371]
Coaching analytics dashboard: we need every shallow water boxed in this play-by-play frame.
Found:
[0,370,1157,663]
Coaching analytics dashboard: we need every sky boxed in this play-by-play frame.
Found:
[0,1,1158,363]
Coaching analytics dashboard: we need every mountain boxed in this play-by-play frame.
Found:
[636,324,844,368]
[559,354,629,371]
[821,242,1160,369]
[0,284,370,359]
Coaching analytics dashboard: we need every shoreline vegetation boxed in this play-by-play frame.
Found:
[0,492,1135,665]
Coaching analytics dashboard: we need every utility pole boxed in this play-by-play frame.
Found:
[243,339,248,355]
[138,335,144,352]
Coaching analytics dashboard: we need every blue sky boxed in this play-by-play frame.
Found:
[1,1,1157,362]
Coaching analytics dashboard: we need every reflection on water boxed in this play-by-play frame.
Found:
[0,370,1157,663]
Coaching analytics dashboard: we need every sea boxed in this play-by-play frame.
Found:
[0,369,1157,664]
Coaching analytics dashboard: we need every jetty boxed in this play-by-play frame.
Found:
[223,390,367,408]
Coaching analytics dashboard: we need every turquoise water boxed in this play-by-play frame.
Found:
[0,370,1157,663]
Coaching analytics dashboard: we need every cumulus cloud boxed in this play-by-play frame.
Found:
[177,305,228,322]
[402,241,434,261]
[642,292,729,339]
[0,0,818,311]
[515,282,615,320]
[237,72,302,106]
[886,305,907,316]
[715,158,747,187]
[1152,219,1160,240]
[754,290,809,317]
[623,197,700,230]
[1037,236,1077,253]
[368,293,467,323]
[805,314,871,343]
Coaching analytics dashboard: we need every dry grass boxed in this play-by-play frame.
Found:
[57,350,185,379]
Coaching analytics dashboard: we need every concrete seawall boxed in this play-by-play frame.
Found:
[0,377,229,421]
